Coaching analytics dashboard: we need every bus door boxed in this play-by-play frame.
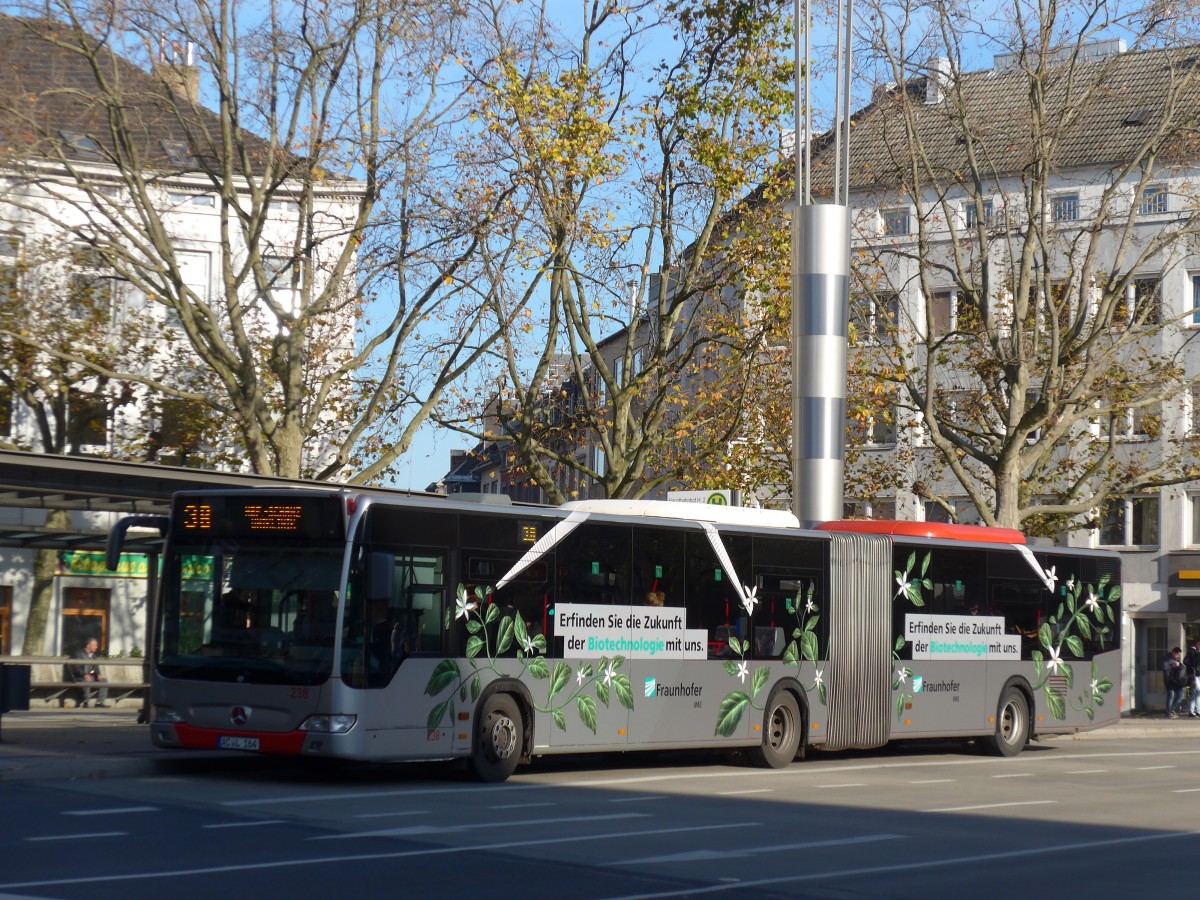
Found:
[824,531,892,750]
[548,522,633,750]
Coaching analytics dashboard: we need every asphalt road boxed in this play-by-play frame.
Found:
[1,732,1198,899]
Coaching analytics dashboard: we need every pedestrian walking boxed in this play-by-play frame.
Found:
[1165,646,1188,719]
[1186,640,1200,718]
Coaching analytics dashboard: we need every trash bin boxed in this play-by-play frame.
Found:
[0,664,31,713]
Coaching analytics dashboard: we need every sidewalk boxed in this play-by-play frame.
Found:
[0,704,225,782]
[0,705,1190,784]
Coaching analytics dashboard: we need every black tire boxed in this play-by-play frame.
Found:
[983,686,1029,757]
[747,691,802,768]
[468,693,523,783]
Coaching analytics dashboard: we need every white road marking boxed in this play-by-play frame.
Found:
[925,800,1055,813]
[991,773,1034,778]
[354,810,428,819]
[216,748,1200,805]
[1065,769,1106,774]
[716,789,772,796]
[815,783,866,788]
[311,812,649,839]
[608,796,666,803]
[609,833,903,866]
[597,829,1199,899]
[0,822,759,890]
[202,821,286,829]
[489,802,556,810]
[25,832,127,842]
[63,807,157,816]
[909,779,954,784]
[1137,765,1177,770]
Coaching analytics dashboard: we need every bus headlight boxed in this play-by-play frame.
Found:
[153,705,185,724]
[300,714,357,734]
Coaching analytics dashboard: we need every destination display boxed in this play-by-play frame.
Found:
[171,493,344,541]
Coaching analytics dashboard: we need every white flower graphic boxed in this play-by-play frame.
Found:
[576,666,586,685]
[519,631,536,654]
[1046,644,1065,675]
[735,661,749,683]
[1084,589,1100,614]
[601,660,616,687]
[1089,677,1100,695]
[742,585,759,616]
[455,593,478,620]
[895,573,912,598]
[813,668,824,688]
[1044,565,1058,593]
[1066,574,1076,592]
[805,598,816,614]
[894,666,908,685]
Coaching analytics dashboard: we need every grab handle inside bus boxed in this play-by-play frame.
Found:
[367,552,394,602]
[106,515,169,571]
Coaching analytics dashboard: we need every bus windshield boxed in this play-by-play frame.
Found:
[157,538,344,686]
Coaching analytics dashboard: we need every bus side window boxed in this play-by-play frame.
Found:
[686,530,751,660]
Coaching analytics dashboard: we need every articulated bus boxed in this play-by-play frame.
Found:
[109,489,1121,781]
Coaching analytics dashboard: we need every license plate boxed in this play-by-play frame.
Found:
[218,736,260,751]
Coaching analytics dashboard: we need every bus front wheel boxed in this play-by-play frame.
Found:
[748,691,801,768]
[469,694,523,783]
[983,687,1029,757]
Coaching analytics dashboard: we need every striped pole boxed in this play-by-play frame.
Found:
[791,203,850,527]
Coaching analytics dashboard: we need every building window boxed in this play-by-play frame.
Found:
[1192,274,1200,326]
[1190,495,1200,546]
[0,232,20,301]
[61,587,110,655]
[1051,193,1080,222]
[168,192,215,208]
[1099,495,1159,547]
[1098,394,1161,441]
[850,291,899,343]
[930,290,953,338]
[848,403,896,446]
[268,199,299,214]
[924,498,982,525]
[965,199,993,227]
[0,585,10,655]
[1115,277,1161,327]
[1139,184,1168,215]
[67,392,108,451]
[0,386,12,439]
[160,140,196,169]
[882,208,910,236]
[263,254,307,320]
[59,130,103,161]
[69,246,119,318]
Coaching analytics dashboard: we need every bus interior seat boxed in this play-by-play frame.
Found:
[754,626,785,658]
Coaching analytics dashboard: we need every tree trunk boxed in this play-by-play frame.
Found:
[20,508,70,655]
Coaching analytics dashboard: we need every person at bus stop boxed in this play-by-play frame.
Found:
[1164,647,1188,719]
[1185,639,1200,718]
[70,638,110,709]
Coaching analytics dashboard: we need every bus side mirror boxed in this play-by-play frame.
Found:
[367,552,394,602]
[106,515,168,571]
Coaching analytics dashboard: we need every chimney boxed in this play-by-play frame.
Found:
[153,38,199,104]
[925,57,951,104]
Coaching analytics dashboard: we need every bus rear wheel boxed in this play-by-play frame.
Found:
[983,687,1029,757]
[469,693,523,783]
[748,691,801,768]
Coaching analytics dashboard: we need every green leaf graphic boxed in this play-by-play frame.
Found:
[577,695,598,733]
[595,679,610,707]
[613,673,635,710]
[715,691,750,737]
[427,698,452,733]
[552,709,566,731]
[424,659,461,696]
[751,666,770,698]
[466,635,484,659]
[496,617,515,655]
[548,661,571,702]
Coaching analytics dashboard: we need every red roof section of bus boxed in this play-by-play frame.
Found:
[816,519,1026,545]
